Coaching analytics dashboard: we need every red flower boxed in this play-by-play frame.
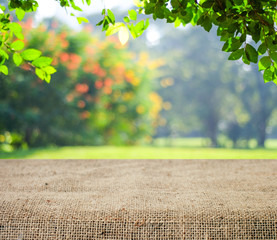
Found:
[61,40,69,49]
[104,78,113,87]
[95,80,103,89]
[25,18,33,30]
[80,111,90,119]
[59,52,69,62]
[75,83,89,94]
[92,63,106,77]
[60,32,67,39]
[70,53,82,64]
[77,100,86,108]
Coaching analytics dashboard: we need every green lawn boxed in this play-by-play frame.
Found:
[1,138,277,159]
[1,145,277,159]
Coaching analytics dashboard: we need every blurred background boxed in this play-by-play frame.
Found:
[1,0,277,158]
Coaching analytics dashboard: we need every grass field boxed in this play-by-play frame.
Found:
[1,138,277,159]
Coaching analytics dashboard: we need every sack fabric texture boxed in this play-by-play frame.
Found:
[0,159,276,239]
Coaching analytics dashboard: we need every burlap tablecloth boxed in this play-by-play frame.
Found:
[0,159,276,239]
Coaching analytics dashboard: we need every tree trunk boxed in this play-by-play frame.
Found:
[206,118,218,147]
[24,127,33,147]
[257,121,266,147]
[210,134,218,147]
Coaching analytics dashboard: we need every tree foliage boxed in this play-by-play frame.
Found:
[1,0,277,84]
[147,24,277,147]
[0,21,163,149]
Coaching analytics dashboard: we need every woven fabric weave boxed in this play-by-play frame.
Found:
[0,159,276,239]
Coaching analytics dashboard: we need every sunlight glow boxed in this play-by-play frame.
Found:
[146,26,161,46]
[35,0,134,29]
[36,0,133,19]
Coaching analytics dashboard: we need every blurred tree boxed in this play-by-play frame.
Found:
[146,23,277,147]
[149,26,243,146]
[0,21,162,149]
[236,67,277,147]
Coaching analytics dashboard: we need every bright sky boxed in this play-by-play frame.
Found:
[36,0,133,27]
[35,0,161,44]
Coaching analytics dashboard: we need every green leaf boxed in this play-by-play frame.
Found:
[270,52,277,62]
[15,8,25,21]
[118,26,129,45]
[202,0,214,8]
[0,65,8,75]
[70,0,83,11]
[264,68,273,82]
[9,22,24,40]
[77,17,89,24]
[133,20,145,37]
[197,15,205,25]
[123,17,130,23]
[15,32,24,40]
[0,4,6,11]
[258,56,271,70]
[9,22,22,33]
[174,17,181,28]
[222,37,242,52]
[32,57,53,68]
[128,9,137,21]
[35,67,53,83]
[45,74,51,83]
[258,43,267,55]
[21,49,42,61]
[13,52,23,66]
[202,16,212,32]
[242,51,250,65]
[0,49,9,60]
[43,66,57,74]
[228,48,244,60]
[10,40,24,51]
[102,18,109,31]
[182,10,193,24]
[107,9,115,24]
[96,19,103,26]
[106,22,125,36]
[35,68,45,80]
[129,24,136,38]
[220,30,231,41]
[156,7,166,19]
[72,5,82,11]
[144,18,150,30]
[245,44,258,63]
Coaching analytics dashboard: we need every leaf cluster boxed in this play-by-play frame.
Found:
[0,24,161,147]
[138,0,277,84]
[0,2,58,81]
[0,0,91,82]
[1,0,277,84]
